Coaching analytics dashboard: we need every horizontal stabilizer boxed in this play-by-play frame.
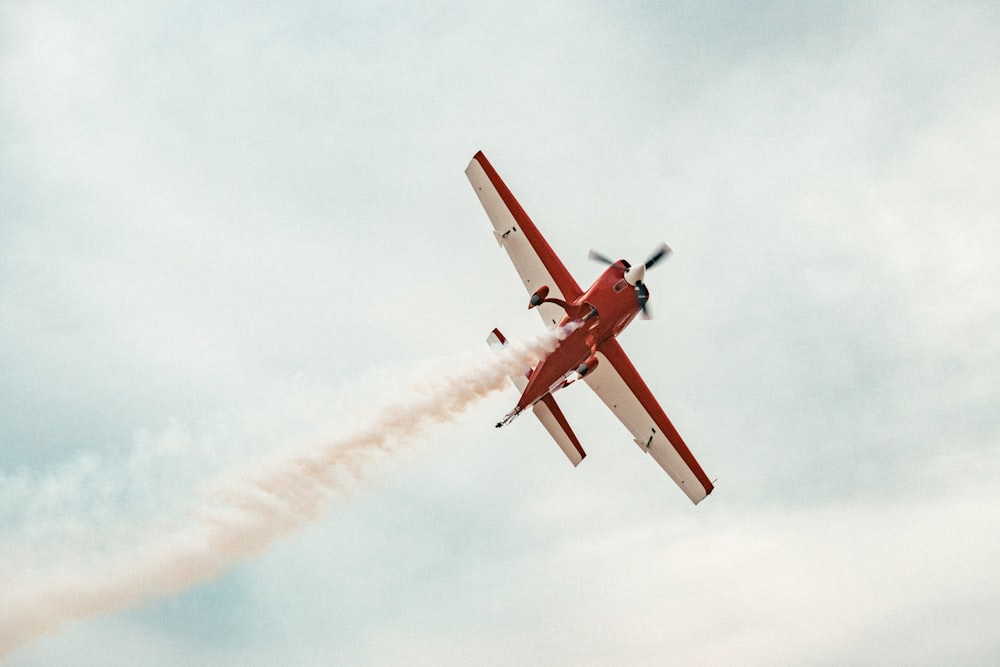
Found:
[534,393,586,466]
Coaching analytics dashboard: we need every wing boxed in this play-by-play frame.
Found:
[465,151,582,327]
[584,338,714,504]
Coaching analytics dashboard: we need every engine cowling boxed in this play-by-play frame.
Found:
[576,355,599,377]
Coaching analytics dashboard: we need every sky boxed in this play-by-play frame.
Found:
[1,0,999,664]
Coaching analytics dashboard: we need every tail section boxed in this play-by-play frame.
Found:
[487,328,587,466]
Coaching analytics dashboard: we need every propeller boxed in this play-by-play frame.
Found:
[587,243,672,319]
[642,243,671,270]
[587,249,624,267]
[636,282,652,319]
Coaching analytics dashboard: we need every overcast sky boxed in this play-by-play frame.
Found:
[2,1,999,664]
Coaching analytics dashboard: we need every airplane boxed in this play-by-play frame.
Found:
[466,151,714,505]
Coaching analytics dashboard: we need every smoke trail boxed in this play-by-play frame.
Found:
[0,326,574,656]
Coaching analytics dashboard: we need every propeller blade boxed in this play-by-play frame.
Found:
[644,243,672,269]
[636,282,652,319]
[588,249,617,266]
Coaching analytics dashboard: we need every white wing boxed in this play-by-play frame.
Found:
[465,151,582,327]
[584,339,714,504]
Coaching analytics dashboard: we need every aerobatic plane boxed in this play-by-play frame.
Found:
[466,151,714,504]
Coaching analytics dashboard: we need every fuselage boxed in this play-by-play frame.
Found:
[516,262,643,410]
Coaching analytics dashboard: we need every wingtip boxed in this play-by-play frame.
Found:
[691,482,715,505]
[467,151,491,176]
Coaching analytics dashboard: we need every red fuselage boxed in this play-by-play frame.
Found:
[516,262,642,411]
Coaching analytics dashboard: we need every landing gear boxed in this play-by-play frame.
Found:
[527,285,569,312]
[575,354,599,377]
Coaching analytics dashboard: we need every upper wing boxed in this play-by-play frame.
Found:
[584,338,714,504]
[465,151,582,327]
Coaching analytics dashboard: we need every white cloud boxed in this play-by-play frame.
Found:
[2,0,999,664]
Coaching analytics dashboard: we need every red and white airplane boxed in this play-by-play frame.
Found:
[466,151,714,505]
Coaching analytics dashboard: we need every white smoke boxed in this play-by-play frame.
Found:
[0,325,574,657]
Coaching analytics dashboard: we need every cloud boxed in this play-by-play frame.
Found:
[2,0,999,664]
